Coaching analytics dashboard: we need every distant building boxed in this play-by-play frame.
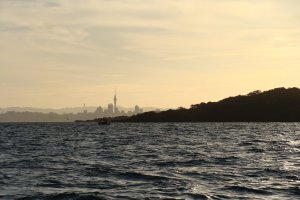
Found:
[83,104,87,114]
[135,105,139,114]
[108,104,113,115]
[134,105,143,114]
[94,106,103,117]
[114,89,117,113]
[114,107,120,114]
[95,106,103,113]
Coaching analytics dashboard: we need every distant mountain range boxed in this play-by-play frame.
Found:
[0,107,97,114]
[0,106,165,122]
[119,87,300,122]
[0,106,162,115]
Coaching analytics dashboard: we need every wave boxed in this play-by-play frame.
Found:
[225,186,273,195]
[37,179,65,188]
[213,156,240,165]
[117,171,171,182]
[185,193,211,200]
[17,193,106,200]
[2,122,299,199]
[155,159,207,167]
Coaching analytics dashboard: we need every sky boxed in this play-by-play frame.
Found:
[1,0,300,108]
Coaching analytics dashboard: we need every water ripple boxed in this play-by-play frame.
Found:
[0,122,299,199]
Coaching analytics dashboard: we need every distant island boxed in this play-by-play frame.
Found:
[115,87,300,122]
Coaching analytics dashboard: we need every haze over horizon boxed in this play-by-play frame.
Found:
[1,0,300,108]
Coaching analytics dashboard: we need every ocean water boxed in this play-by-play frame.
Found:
[0,123,299,200]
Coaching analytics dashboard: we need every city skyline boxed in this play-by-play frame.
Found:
[0,90,147,122]
[100,90,144,117]
[1,0,300,108]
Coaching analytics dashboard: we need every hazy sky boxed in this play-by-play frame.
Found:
[1,0,300,108]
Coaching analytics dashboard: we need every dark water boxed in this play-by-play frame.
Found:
[0,123,299,200]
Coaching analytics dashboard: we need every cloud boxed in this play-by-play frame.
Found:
[0,0,61,8]
[0,0,300,107]
[0,23,31,32]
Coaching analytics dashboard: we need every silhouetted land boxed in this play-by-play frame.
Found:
[117,88,300,122]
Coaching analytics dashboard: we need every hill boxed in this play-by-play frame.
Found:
[119,87,300,122]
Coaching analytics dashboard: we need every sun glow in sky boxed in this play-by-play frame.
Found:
[1,0,300,108]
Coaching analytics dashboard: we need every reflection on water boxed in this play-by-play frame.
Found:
[0,122,299,199]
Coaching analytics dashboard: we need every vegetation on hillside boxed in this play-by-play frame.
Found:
[119,87,300,122]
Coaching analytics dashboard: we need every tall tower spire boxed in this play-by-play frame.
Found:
[114,88,117,113]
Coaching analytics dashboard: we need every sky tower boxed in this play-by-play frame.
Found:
[114,89,117,113]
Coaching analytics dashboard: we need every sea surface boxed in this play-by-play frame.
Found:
[0,123,299,200]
